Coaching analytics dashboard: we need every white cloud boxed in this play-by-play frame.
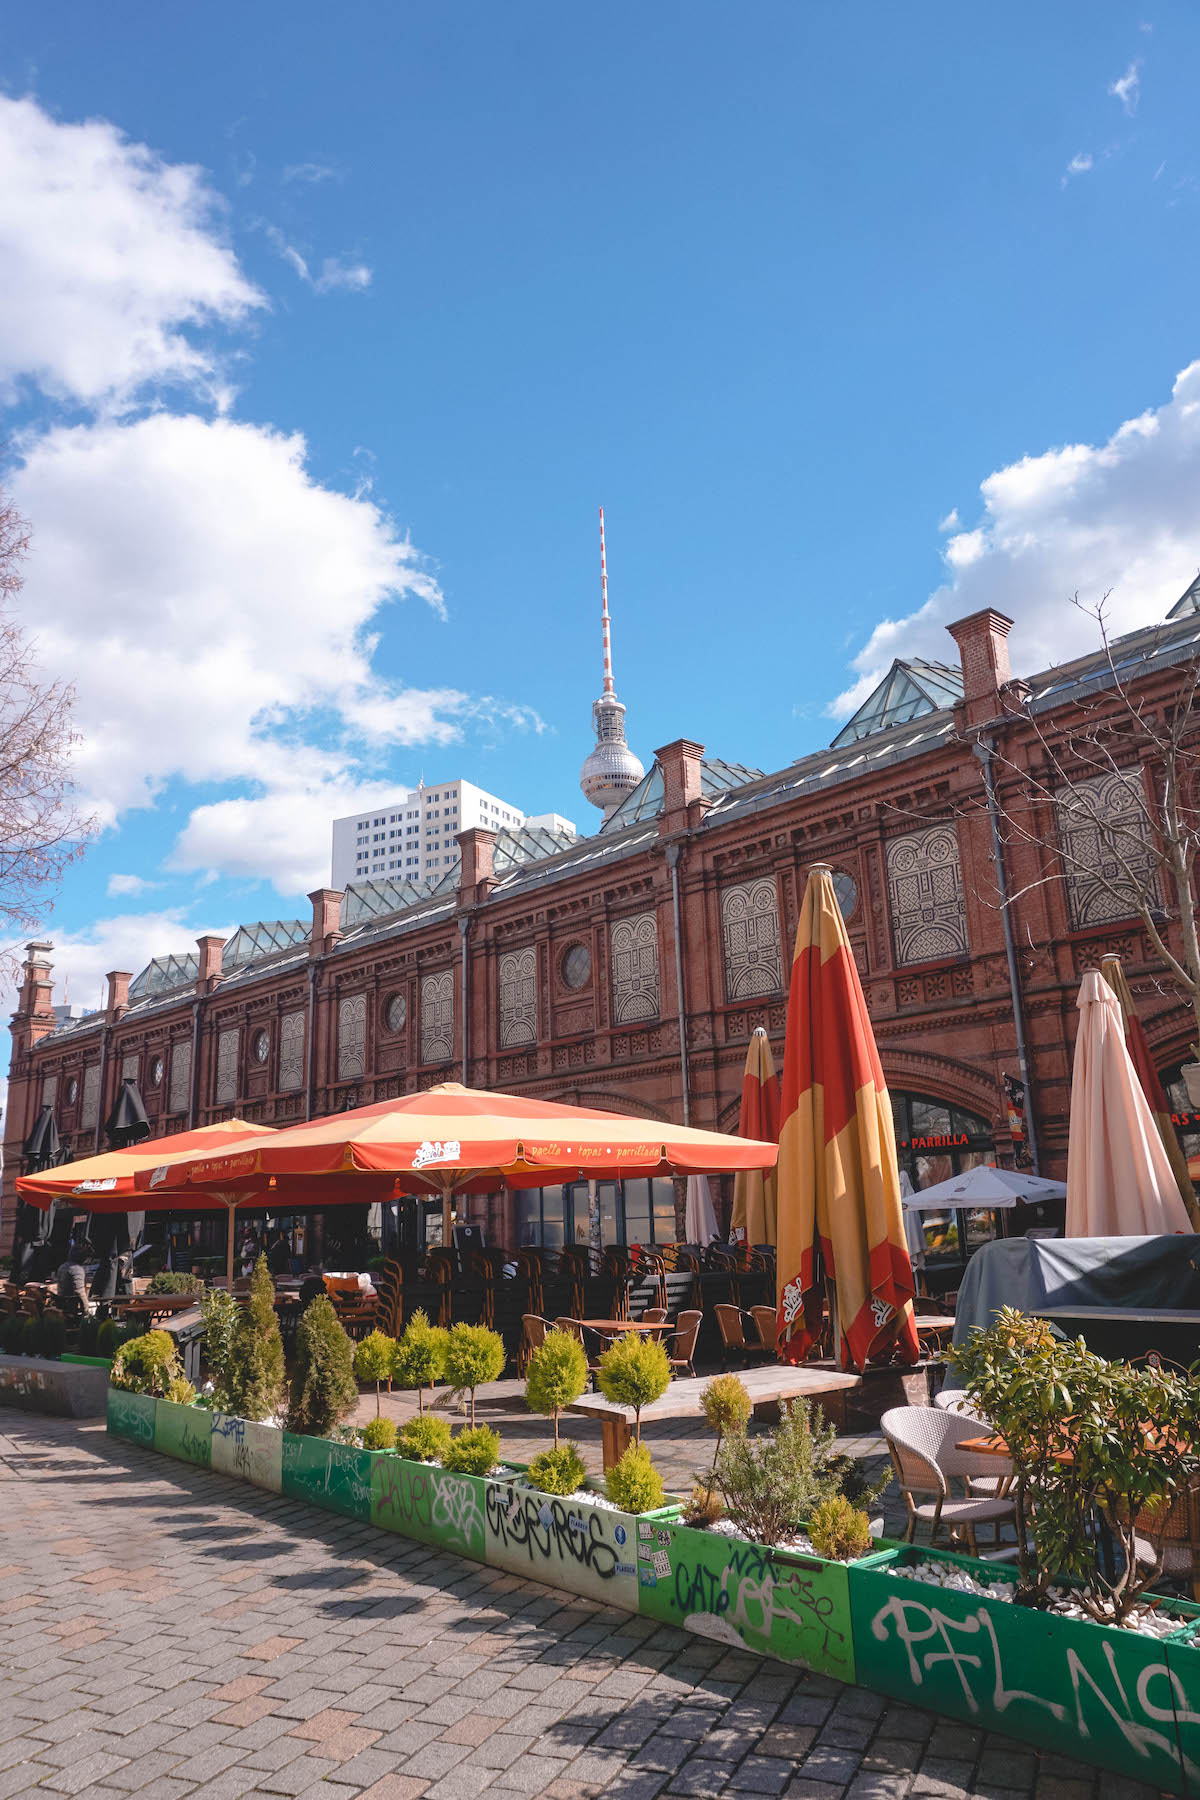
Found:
[8,411,458,836]
[0,94,264,407]
[282,160,342,186]
[831,359,1200,716]
[1062,152,1094,186]
[1109,60,1141,115]
[937,508,960,533]
[106,874,158,897]
[266,227,371,294]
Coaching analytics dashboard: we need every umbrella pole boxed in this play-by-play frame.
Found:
[441,1177,453,1250]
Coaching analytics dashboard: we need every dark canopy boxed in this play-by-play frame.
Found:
[23,1105,61,1170]
[105,1079,151,1150]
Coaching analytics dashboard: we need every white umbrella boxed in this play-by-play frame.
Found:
[1066,969,1192,1236]
[898,1170,926,1268]
[685,1173,720,1245]
[901,1164,1067,1211]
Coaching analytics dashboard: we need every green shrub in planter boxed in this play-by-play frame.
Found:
[525,1329,588,1448]
[686,1373,751,1520]
[526,1443,587,1496]
[38,1311,67,1360]
[147,1272,201,1296]
[288,1296,358,1436]
[223,1257,286,1421]
[597,1333,670,1445]
[111,1328,183,1397]
[442,1424,500,1476]
[391,1309,447,1415]
[2,1314,26,1354]
[200,1287,239,1397]
[77,1315,100,1356]
[165,1373,197,1405]
[715,1396,846,1545]
[353,1328,397,1416]
[397,1414,452,1462]
[95,1318,122,1359]
[809,1493,872,1561]
[21,1314,41,1357]
[444,1323,505,1427]
[360,1415,397,1451]
[607,1442,664,1513]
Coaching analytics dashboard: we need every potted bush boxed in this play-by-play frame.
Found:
[288,1297,359,1436]
[391,1309,447,1415]
[597,1332,671,1446]
[686,1373,751,1524]
[525,1328,588,1450]
[444,1322,505,1427]
[353,1327,398,1417]
[223,1256,286,1422]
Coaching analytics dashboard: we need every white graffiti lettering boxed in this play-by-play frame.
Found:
[431,1472,483,1550]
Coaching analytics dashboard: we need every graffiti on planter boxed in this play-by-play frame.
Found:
[485,1483,619,1579]
[431,1472,483,1552]
[870,1594,1197,1782]
[108,1392,155,1446]
[374,1459,434,1533]
[673,1542,848,1664]
[180,1421,211,1463]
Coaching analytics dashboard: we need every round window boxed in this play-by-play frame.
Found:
[386,992,408,1031]
[251,1029,270,1064]
[66,1076,78,1105]
[561,943,591,990]
[832,869,858,922]
[149,1055,164,1087]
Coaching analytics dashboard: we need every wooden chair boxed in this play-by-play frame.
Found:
[881,1405,1016,1555]
[715,1302,763,1368]
[749,1305,778,1356]
[668,1309,701,1377]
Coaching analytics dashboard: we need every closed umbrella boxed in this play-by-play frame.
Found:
[1100,954,1199,1228]
[775,864,918,1371]
[685,1174,719,1245]
[1066,970,1192,1236]
[730,1028,780,1246]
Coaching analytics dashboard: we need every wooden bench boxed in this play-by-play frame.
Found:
[567,1363,862,1468]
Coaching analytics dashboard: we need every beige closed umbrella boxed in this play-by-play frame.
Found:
[730,1028,780,1247]
[1066,970,1192,1237]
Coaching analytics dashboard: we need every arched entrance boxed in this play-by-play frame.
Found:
[891,1091,999,1279]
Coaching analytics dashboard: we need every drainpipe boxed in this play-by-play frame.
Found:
[458,916,471,1084]
[665,842,691,1126]
[972,737,1041,1174]
[305,962,318,1122]
[187,998,201,1128]
[93,1023,109,1152]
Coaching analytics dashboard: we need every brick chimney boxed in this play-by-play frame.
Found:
[947,609,1014,728]
[655,739,708,836]
[308,888,343,956]
[16,941,55,1023]
[195,935,225,994]
[456,828,497,907]
[106,970,132,1021]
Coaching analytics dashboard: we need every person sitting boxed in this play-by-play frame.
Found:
[56,1255,91,1319]
[267,1230,291,1277]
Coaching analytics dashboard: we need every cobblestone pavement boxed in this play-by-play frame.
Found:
[0,1416,1163,1800]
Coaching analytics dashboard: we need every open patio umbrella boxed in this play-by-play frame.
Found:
[1100,954,1200,1228]
[775,864,919,1371]
[1066,969,1192,1236]
[901,1164,1067,1208]
[730,1028,780,1247]
[17,1117,274,1208]
[134,1082,780,1259]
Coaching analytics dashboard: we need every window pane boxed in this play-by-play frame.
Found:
[651,1179,677,1243]
[598,1183,620,1246]
[623,1179,650,1247]
[518,1191,542,1247]
[541,1187,564,1252]
[569,1184,591,1246]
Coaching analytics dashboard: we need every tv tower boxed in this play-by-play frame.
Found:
[579,508,645,819]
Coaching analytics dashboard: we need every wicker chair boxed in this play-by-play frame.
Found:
[518,1313,551,1376]
[668,1310,702,1377]
[715,1302,764,1368]
[639,1307,669,1325]
[882,1405,1016,1554]
[749,1305,778,1356]
[1134,1475,1200,1600]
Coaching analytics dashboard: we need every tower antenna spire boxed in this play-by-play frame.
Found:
[599,506,615,698]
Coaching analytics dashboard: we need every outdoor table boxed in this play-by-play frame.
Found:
[578,1319,669,1336]
[113,1293,198,1321]
[1034,1306,1200,1325]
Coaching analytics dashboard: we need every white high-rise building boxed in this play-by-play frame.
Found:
[331,780,576,889]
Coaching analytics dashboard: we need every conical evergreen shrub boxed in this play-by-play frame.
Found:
[288,1295,359,1436]
[224,1255,287,1421]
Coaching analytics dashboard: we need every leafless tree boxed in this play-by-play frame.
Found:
[980,595,1200,1049]
[0,486,94,978]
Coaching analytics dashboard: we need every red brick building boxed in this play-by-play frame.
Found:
[8,593,1200,1258]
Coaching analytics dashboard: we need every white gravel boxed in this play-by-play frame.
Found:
[889,1559,1185,1636]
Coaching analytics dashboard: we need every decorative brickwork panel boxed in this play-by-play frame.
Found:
[610,912,660,1024]
[337,995,367,1080]
[720,878,782,1001]
[41,1075,57,1109]
[81,1062,100,1129]
[1058,769,1157,929]
[420,971,454,1065]
[169,1040,191,1113]
[885,826,968,966]
[279,1010,305,1091]
[121,1053,138,1083]
[215,1029,239,1105]
[498,948,537,1048]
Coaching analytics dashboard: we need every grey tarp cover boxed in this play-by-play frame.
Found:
[943,1234,1200,1390]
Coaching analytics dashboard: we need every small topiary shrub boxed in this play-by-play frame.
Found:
[111,1328,183,1397]
[223,1257,286,1421]
[527,1443,587,1496]
[397,1414,452,1462]
[200,1287,239,1394]
[165,1373,198,1406]
[353,1329,398,1416]
[360,1415,397,1451]
[606,1442,665,1514]
[2,1313,27,1354]
[38,1311,67,1360]
[442,1424,500,1476]
[288,1296,359,1437]
[597,1333,671,1445]
[147,1272,201,1296]
[525,1329,588,1448]
[444,1323,506,1426]
[95,1317,122,1360]
[392,1310,448,1415]
[808,1494,872,1562]
[682,1481,726,1527]
[22,1314,42,1357]
[694,1373,752,1511]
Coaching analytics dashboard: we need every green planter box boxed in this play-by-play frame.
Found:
[282,1432,373,1521]
[484,1474,677,1610]
[370,1455,491,1559]
[849,1544,1197,1794]
[212,1413,283,1492]
[154,1397,212,1468]
[1161,1618,1200,1787]
[636,1516,856,1682]
[63,1354,111,1368]
[106,1386,156,1447]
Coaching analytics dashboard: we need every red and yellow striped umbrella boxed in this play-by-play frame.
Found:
[730,1028,780,1247]
[1100,955,1200,1229]
[775,864,919,1371]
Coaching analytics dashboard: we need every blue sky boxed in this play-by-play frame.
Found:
[4,2,1200,1010]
